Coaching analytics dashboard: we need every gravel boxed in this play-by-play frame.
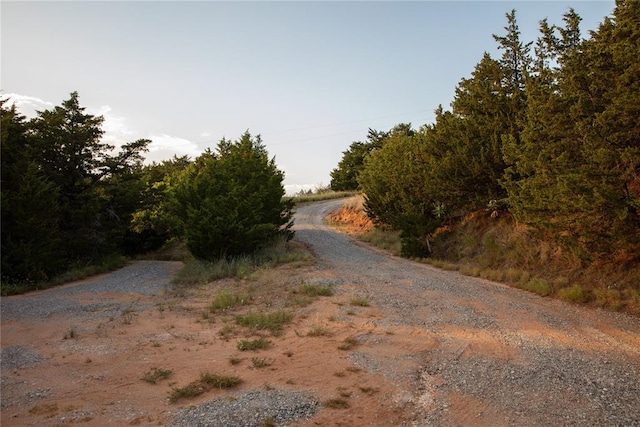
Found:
[0,260,175,322]
[293,199,640,426]
[168,389,320,427]
[2,200,639,426]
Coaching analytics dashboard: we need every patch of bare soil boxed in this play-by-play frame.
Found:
[1,261,438,426]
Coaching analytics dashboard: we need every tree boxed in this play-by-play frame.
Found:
[1,100,62,282]
[170,132,293,259]
[502,1,640,260]
[28,92,150,262]
[358,126,441,257]
[330,128,388,191]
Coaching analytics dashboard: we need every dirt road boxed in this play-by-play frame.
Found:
[1,198,639,426]
[294,199,640,426]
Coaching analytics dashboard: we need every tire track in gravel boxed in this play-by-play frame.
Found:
[293,198,640,426]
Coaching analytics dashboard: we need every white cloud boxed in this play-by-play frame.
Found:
[145,134,202,163]
[0,93,53,117]
[89,105,135,148]
[201,131,211,137]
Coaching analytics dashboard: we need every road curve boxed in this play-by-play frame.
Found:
[293,199,640,426]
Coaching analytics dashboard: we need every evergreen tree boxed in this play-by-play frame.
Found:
[1,101,62,282]
[170,132,293,259]
[330,128,388,191]
[503,1,640,260]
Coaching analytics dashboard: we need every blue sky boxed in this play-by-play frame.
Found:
[2,1,615,194]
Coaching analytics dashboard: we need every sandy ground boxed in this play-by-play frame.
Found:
[2,199,639,426]
[1,260,434,426]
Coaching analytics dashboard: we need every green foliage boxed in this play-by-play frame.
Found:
[170,132,294,260]
[1,93,149,287]
[502,1,640,260]
[210,289,250,313]
[169,372,241,402]
[141,367,173,384]
[235,310,293,335]
[330,129,387,191]
[237,338,272,351]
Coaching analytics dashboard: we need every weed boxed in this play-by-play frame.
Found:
[558,284,588,303]
[210,289,249,313]
[229,356,243,365]
[169,373,241,403]
[235,310,293,336]
[283,350,293,357]
[338,336,359,350]
[29,403,58,418]
[261,417,276,427]
[334,371,346,377]
[237,338,272,352]
[522,278,553,296]
[251,357,273,368]
[142,367,173,384]
[286,295,313,308]
[307,325,330,337]
[218,323,236,340]
[346,366,362,373]
[151,341,162,348]
[324,397,350,409]
[297,283,334,297]
[350,296,369,307]
[63,326,77,340]
[359,386,379,395]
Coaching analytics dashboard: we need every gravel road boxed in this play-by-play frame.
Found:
[294,199,640,426]
[2,199,639,427]
[1,261,177,323]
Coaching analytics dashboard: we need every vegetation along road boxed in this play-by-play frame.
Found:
[1,199,639,426]
[294,199,640,426]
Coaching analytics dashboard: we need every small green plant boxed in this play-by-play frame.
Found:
[338,336,359,350]
[359,386,379,395]
[235,310,293,335]
[169,372,241,403]
[261,417,276,427]
[297,283,334,297]
[251,357,273,368]
[324,397,350,409]
[229,356,243,365]
[237,338,272,352]
[142,367,173,384]
[63,326,76,340]
[210,289,249,313]
[522,278,553,296]
[558,284,588,303]
[350,296,369,307]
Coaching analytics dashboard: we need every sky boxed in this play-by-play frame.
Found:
[1,0,615,194]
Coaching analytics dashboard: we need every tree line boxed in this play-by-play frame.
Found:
[1,92,292,287]
[330,1,639,263]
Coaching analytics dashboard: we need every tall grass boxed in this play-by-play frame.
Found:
[172,238,313,287]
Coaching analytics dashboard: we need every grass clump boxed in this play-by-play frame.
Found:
[350,296,370,307]
[307,325,330,337]
[521,278,553,296]
[237,338,272,351]
[297,283,334,297]
[63,326,77,340]
[251,357,273,368]
[210,289,249,313]
[338,336,359,350]
[324,397,350,409]
[141,367,173,384]
[172,239,313,288]
[235,310,293,336]
[558,284,588,303]
[169,372,241,403]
